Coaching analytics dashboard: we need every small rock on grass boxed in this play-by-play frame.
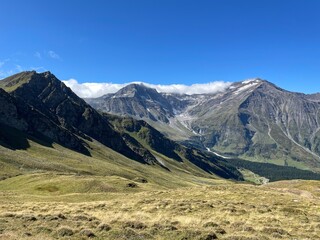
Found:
[80,229,96,238]
[57,227,74,237]
[97,223,111,231]
[200,232,218,240]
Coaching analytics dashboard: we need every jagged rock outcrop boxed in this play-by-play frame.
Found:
[0,86,89,154]
[0,88,28,131]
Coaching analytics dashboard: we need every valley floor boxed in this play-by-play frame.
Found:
[0,174,319,240]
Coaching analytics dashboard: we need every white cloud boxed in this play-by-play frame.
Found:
[16,65,23,72]
[0,70,14,79]
[143,82,232,95]
[0,58,10,68]
[48,50,61,60]
[0,58,47,79]
[34,52,42,59]
[62,79,232,98]
[62,79,130,98]
[30,66,47,72]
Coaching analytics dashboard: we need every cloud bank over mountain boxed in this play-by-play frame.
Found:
[63,79,232,98]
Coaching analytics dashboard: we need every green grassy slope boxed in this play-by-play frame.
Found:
[0,125,233,191]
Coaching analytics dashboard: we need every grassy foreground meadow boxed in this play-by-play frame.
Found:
[0,173,319,240]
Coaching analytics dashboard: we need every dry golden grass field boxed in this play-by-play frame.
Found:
[0,173,319,240]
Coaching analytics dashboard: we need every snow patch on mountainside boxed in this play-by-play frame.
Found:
[234,82,260,95]
[206,148,231,159]
[242,79,261,84]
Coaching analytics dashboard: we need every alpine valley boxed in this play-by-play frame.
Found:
[1,71,320,240]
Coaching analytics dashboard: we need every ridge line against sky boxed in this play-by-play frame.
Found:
[1,0,320,94]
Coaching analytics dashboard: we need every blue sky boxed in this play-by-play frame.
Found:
[1,0,320,95]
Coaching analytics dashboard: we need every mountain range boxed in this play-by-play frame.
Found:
[0,71,243,182]
[86,79,320,172]
[1,71,320,185]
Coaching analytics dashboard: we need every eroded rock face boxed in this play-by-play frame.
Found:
[0,79,90,154]
[186,81,320,161]
[86,83,174,123]
[0,88,28,131]
[234,83,320,166]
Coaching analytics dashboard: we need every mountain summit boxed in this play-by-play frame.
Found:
[88,83,174,123]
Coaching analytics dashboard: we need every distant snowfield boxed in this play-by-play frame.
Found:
[63,79,236,98]
[233,82,260,95]
[242,79,261,84]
